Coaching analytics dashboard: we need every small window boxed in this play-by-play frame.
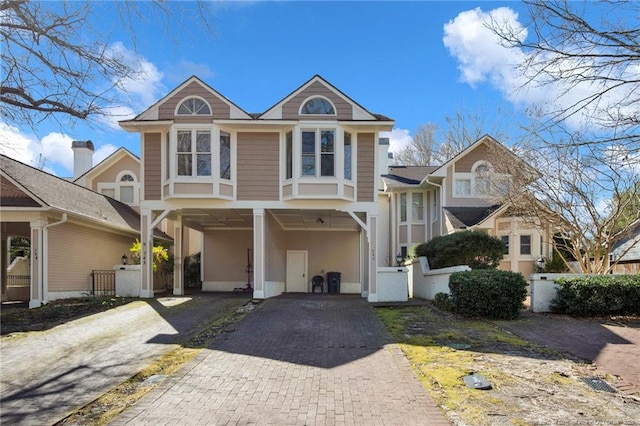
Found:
[101,188,115,198]
[344,132,352,180]
[412,193,423,221]
[455,179,471,196]
[520,235,531,255]
[300,129,335,177]
[501,235,510,254]
[120,174,134,182]
[177,97,211,115]
[177,130,212,177]
[220,131,231,180]
[286,131,293,179]
[400,193,407,222]
[120,186,134,204]
[475,164,491,195]
[301,97,335,115]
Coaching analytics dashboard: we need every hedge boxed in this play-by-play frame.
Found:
[550,275,640,317]
[414,230,504,269]
[448,269,528,320]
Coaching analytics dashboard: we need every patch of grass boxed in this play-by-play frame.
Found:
[57,299,255,425]
[1,297,132,335]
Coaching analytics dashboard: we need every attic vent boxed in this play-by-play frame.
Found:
[580,377,616,393]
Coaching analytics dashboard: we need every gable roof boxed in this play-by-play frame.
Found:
[74,147,139,183]
[258,75,390,122]
[426,135,536,181]
[611,219,640,262]
[122,75,253,123]
[443,205,503,229]
[0,155,169,239]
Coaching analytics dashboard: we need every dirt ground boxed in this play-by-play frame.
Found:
[376,305,640,426]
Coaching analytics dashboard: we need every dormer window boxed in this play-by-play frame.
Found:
[300,97,335,115]
[177,97,211,115]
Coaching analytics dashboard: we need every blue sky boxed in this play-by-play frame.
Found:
[2,1,542,177]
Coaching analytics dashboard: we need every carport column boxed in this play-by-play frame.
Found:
[173,214,184,296]
[367,215,379,302]
[140,208,154,298]
[252,208,265,299]
[29,221,46,308]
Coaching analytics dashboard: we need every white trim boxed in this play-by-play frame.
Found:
[174,95,213,116]
[298,95,337,116]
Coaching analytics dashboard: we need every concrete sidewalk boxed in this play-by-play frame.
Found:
[496,313,640,395]
[0,293,251,425]
[111,295,450,425]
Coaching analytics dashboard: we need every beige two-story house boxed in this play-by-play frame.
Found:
[119,75,394,301]
[380,135,553,277]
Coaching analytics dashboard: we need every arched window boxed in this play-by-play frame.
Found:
[300,97,335,115]
[177,97,211,115]
[474,162,492,195]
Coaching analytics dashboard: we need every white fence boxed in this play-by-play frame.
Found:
[407,257,470,300]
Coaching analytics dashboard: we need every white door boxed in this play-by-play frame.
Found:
[286,250,308,292]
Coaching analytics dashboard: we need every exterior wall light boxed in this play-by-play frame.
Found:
[535,257,546,273]
[121,254,128,265]
[396,253,404,266]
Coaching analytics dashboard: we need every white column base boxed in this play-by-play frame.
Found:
[140,289,154,298]
[252,290,265,299]
[173,288,184,296]
[29,299,42,309]
[367,293,379,302]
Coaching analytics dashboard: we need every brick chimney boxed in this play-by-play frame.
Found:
[71,140,94,179]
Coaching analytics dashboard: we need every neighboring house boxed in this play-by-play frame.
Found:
[72,143,201,258]
[611,219,640,274]
[380,135,553,277]
[119,75,394,301]
[0,155,169,307]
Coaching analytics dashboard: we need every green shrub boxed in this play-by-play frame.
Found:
[544,249,570,273]
[550,275,640,317]
[448,270,528,320]
[414,231,504,269]
[433,292,452,312]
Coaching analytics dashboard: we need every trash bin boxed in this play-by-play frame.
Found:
[327,272,341,294]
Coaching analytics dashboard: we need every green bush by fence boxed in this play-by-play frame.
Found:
[550,275,640,316]
[448,270,528,320]
[414,230,504,269]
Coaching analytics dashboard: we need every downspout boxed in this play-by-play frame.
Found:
[42,213,68,304]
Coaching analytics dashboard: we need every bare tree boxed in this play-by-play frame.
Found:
[489,0,640,150]
[393,123,437,166]
[487,134,640,274]
[395,105,517,166]
[0,0,214,129]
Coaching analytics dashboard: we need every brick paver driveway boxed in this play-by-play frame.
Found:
[112,294,449,425]
[1,293,251,425]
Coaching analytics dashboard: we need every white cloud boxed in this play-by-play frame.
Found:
[0,123,118,176]
[443,7,636,130]
[94,144,118,165]
[107,42,166,107]
[380,128,412,155]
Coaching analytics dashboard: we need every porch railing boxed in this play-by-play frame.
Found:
[7,275,30,287]
[91,270,116,296]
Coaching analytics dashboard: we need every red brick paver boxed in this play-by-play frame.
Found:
[112,295,449,425]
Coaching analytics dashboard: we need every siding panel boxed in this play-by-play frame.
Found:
[282,81,352,120]
[455,144,490,172]
[357,133,375,202]
[237,132,280,200]
[48,223,132,292]
[158,81,230,120]
[143,133,162,200]
[91,156,140,191]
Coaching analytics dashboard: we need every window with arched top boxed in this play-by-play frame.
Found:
[177,97,211,115]
[300,97,335,115]
[98,171,138,205]
[474,162,492,195]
